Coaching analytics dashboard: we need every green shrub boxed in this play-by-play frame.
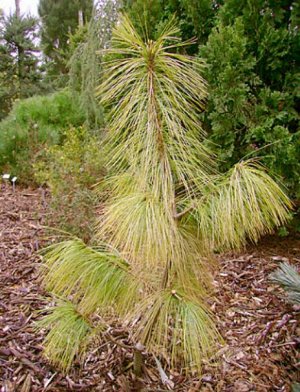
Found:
[201,5,299,199]
[0,89,86,181]
[35,126,104,241]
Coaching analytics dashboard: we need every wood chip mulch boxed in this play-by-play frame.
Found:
[0,186,299,391]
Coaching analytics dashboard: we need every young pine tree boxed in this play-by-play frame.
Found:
[39,15,292,373]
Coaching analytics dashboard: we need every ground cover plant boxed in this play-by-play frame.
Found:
[38,15,292,375]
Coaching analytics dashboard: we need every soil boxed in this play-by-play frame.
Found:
[0,186,299,391]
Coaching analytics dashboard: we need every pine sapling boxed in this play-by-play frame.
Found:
[38,14,292,374]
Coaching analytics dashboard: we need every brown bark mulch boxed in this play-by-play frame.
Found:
[0,186,299,391]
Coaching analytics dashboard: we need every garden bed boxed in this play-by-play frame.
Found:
[0,187,299,391]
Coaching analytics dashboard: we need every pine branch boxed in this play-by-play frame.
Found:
[42,239,140,316]
[37,301,93,372]
[191,160,291,252]
[132,288,223,372]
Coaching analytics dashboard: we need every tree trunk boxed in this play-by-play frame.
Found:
[78,9,84,27]
[15,0,20,18]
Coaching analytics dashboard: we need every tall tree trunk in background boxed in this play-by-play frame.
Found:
[15,0,23,95]
[78,9,84,27]
[15,0,20,18]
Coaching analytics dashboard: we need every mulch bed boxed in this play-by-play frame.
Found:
[0,186,299,391]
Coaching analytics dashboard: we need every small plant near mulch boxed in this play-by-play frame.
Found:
[271,262,300,305]
[34,126,104,241]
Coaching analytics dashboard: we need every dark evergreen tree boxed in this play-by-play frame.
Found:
[38,0,93,76]
[122,0,219,52]
[0,13,15,120]
[201,0,300,198]
[123,0,299,198]
[0,12,41,120]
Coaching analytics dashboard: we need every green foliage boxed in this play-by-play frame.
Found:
[38,0,93,79]
[122,0,217,48]
[270,262,300,305]
[201,18,257,162]
[277,226,289,237]
[293,383,300,392]
[121,0,166,39]
[35,126,104,240]
[123,0,299,198]
[39,16,291,374]
[201,0,300,198]
[0,12,43,120]
[178,0,217,43]
[69,1,119,127]
[0,90,85,181]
